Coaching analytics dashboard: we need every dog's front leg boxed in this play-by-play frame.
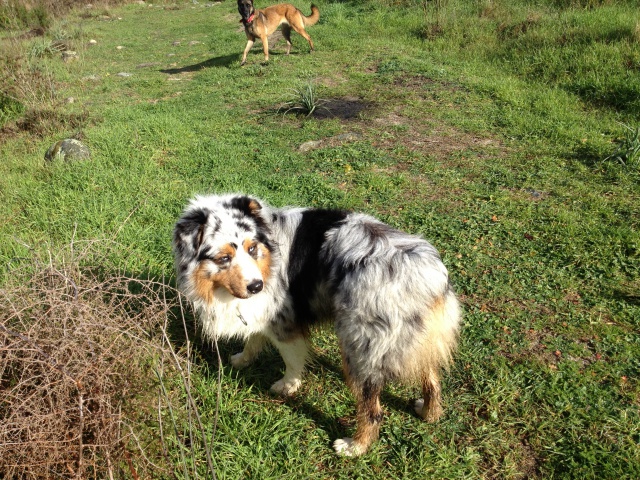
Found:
[260,34,269,63]
[230,334,267,369]
[268,336,308,395]
[241,37,254,65]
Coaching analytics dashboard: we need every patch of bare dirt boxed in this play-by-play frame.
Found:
[312,96,371,120]
[371,108,505,163]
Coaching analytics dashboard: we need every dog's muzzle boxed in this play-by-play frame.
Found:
[247,279,263,295]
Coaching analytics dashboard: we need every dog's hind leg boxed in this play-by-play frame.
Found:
[269,336,308,396]
[290,24,314,52]
[414,368,443,422]
[334,377,384,457]
[230,334,267,369]
[281,24,292,55]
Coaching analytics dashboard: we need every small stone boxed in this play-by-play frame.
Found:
[299,140,323,152]
[45,139,91,163]
[116,45,124,50]
[117,72,132,77]
[189,40,201,46]
[61,50,78,62]
[88,39,97,46]
[65,97,75,104]
[172,41,181,46]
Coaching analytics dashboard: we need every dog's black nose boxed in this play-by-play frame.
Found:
[247,280,263,294]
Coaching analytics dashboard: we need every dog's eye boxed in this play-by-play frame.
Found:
[214,255,231,266]
[248,245,256,254]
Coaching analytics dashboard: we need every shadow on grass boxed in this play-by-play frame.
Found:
[160,53,238,74]
[195,337,420,441]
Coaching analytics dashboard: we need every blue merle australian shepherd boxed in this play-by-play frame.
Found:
[173,194,460,456]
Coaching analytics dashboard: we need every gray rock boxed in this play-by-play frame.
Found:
[45,139,91,163]
[117,72,132,77]
[61,50,78,62]
[299,140,323,152]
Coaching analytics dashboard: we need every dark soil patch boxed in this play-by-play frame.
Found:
[312,97,372,120]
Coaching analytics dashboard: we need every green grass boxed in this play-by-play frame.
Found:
[1,0,639,478]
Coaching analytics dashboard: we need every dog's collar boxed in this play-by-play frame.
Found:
[241,12,255,25]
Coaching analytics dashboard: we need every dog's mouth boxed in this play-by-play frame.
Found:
[240,12,255,24]
[238,2,254,23]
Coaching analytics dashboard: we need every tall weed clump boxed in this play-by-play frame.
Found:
[0,0,128,29]
[0,245,212,479]
[604,123,640,171]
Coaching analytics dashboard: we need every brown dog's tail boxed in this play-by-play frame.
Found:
[303,4,320,26]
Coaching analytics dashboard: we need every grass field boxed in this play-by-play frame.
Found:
[1,0,639,478]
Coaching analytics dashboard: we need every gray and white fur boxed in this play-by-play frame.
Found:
[173,194,461,456]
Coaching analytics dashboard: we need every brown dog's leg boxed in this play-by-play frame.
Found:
[260,34,269,62]
[290,24,314,52]
[241,37,254,65]
[281,24,292,55]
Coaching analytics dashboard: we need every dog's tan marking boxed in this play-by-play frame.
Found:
[257,244,271,282]
[192,244,253,301]
[337,348,384,456]
[214,264,248,299]
[241,238,271,282]
[193,263,215,305]
[416,369,443,422]
[247,199,262,215]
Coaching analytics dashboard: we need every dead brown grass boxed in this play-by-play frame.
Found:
[0,244,214,479]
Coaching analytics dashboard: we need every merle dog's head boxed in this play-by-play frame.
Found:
[173,194,274,302]
[237,0,254,22]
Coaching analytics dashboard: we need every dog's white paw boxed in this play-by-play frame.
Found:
[333,437,364,457]
[414,398,425,416]
[230,352,252,369]
[269,378,301,396]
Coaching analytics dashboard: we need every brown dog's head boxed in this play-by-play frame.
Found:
[238,0,255,23]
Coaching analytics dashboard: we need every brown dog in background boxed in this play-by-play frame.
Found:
[237,0,319,65]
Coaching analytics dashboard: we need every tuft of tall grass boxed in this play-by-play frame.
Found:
[604,123,640,170]
[278,82,328,117]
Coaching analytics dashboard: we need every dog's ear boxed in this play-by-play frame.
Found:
[228,195,262,217]
[173,207,210,259]
[227,195,272,237]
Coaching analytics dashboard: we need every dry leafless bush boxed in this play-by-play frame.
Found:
[0,244,215,479]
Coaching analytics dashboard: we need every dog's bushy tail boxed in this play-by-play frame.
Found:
[303,4,320,26]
